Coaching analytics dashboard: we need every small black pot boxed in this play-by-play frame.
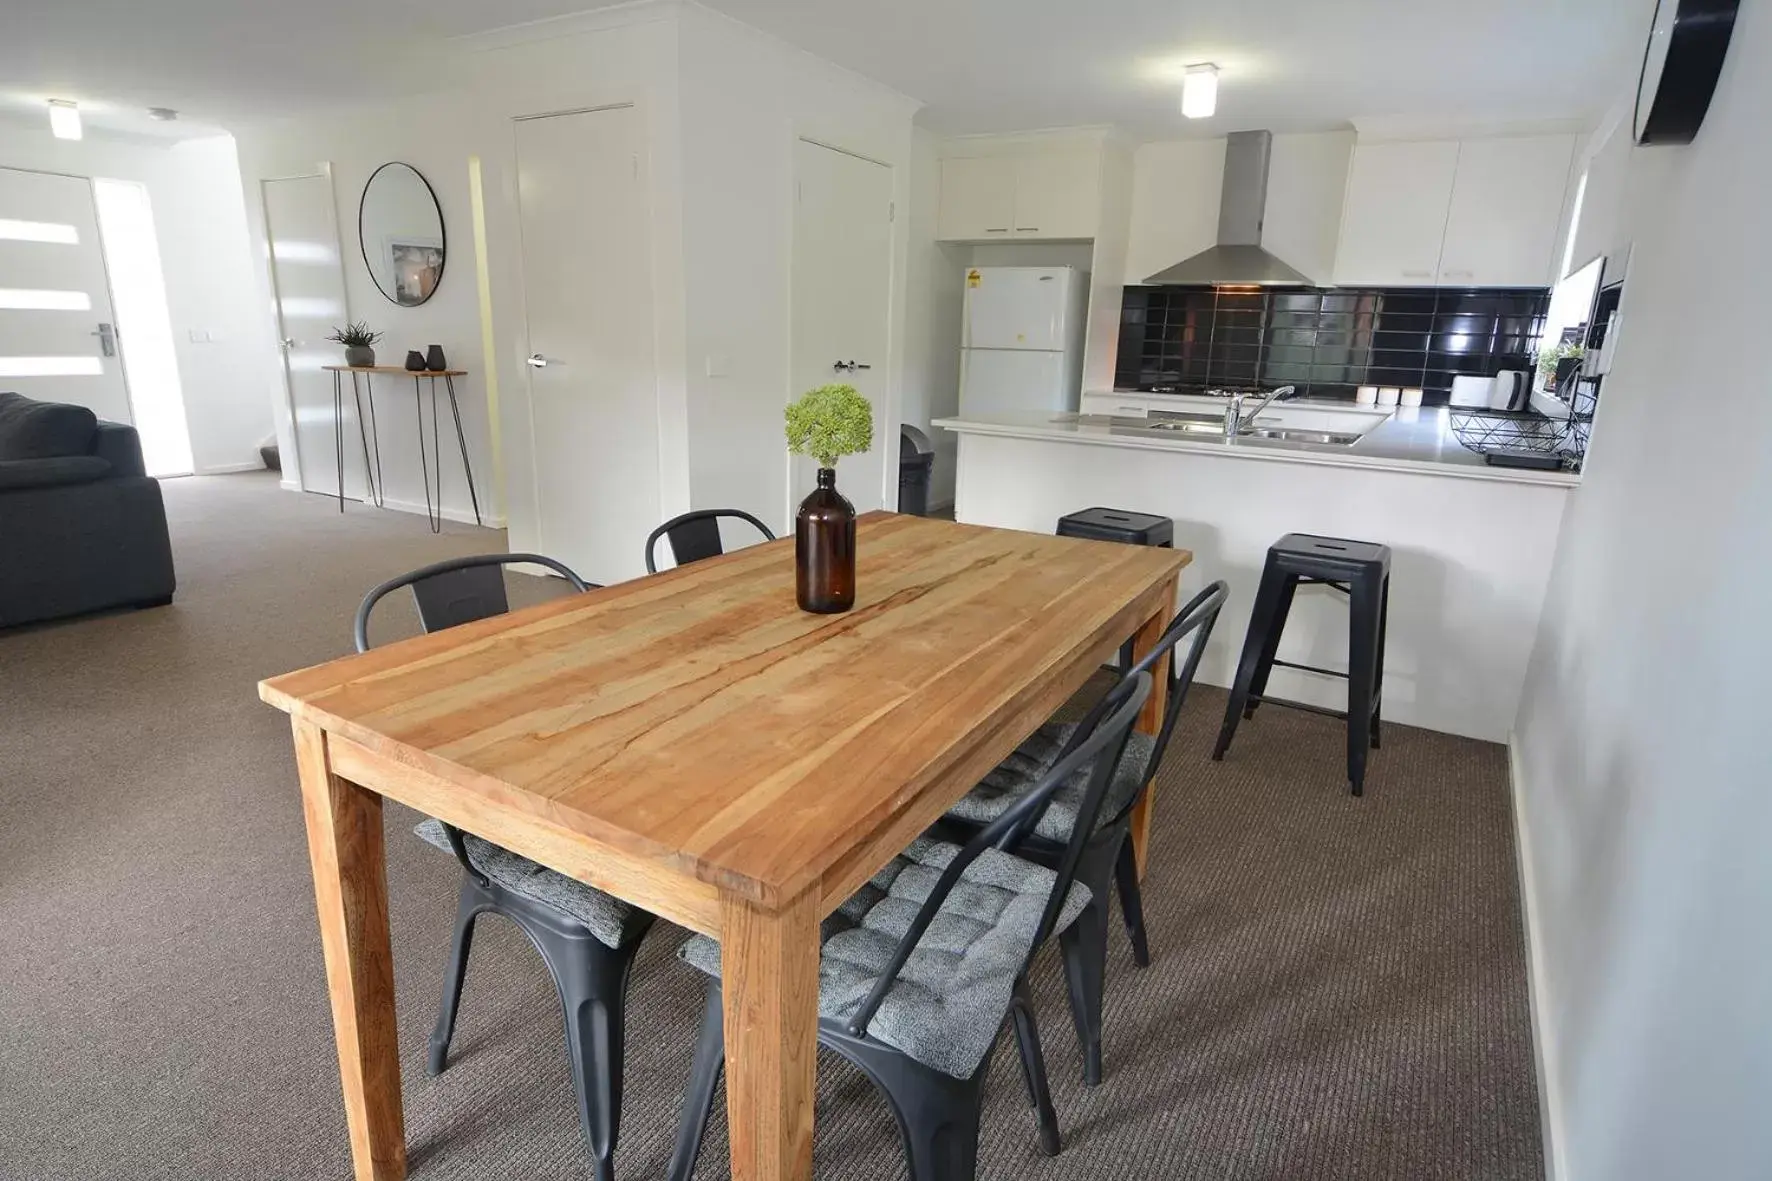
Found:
[404,350,427,372]
[425,344,447,372]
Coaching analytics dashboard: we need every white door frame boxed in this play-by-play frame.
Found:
[259,163,348,494]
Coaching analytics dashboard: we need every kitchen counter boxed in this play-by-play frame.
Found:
[934,400,1580,487]
[934,396,1576,743]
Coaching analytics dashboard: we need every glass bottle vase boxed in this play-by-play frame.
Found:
[795,467,856,613]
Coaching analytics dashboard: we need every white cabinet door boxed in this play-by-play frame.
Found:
[1011,153,1100,239]
[937,157,1016,241]
[1438,135,1577,287]
[1332,141,1460,286]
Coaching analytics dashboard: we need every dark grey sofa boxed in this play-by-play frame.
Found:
[0,392,176,627]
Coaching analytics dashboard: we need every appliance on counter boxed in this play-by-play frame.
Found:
[1141,130,1313,287]
[958,266,1090,418]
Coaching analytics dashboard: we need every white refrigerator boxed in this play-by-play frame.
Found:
[958,266,1090,418]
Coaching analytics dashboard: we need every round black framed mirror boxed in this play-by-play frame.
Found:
[359,162,445,307]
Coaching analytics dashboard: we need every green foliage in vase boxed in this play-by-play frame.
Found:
[325,321,383,348]
[785,383,873,469]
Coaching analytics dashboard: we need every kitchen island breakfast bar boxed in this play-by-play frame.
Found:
[936,403,1579,743]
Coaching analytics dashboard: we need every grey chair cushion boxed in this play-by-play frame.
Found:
[0,392,98,460]
[946,722,1156,842]
[414,819,643,950]
[0,456,112,491]
[678,836,1091,1080]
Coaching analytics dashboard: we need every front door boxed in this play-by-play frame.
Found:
[514,105,660,585]
[790,140,893,515]
[0,167,130,423]
[262,173,362,501]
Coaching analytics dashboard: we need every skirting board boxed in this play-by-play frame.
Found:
[275,480,505,529]
[199,461,269,475]
[1508,733,1569,1181]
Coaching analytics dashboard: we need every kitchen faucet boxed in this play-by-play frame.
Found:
[1224,385,1299,439]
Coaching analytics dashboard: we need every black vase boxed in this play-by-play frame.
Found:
[425,344,447,372]
[404,350,427,372]
[795,467,855,614]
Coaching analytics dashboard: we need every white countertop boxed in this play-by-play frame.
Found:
[934,400,1581,488]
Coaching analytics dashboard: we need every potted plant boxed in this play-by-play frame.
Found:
[785,383,873,614]
[326,321,383,369]
[1536,342,1584,393]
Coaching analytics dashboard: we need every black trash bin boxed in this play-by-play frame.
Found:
[898,425,935,516]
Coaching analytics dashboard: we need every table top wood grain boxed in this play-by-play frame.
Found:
[260,512,1188,910]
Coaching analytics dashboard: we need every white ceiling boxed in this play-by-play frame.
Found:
[0,0,1652,140]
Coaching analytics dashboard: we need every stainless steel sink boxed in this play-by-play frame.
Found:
[1241,427,1364,446]
[1143,418,1225,434]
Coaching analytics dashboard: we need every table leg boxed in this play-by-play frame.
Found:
[1127,578,1176,879]
[442,375,482,526]
[292,719,406,1181]
[333,371,346,513]
[720,889,819,1181]
[412,379,439,534]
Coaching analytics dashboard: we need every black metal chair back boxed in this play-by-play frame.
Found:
[644,509,775,574]
[353,552,591,652]
[843,670,1151,1042]
[1117,580,1228,811]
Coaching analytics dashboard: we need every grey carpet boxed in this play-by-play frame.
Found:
[0,473,1542,1181]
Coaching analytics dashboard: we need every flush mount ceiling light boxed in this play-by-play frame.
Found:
[1181,64,1219,119]
[48,99,82,140]
[147,107,179,122]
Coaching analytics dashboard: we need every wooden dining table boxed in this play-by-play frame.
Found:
[258,511,1189,1181]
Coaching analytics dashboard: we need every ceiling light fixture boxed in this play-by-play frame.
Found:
[147,107,179,122]
[48,99,82,140]
[1181,64,1219,119]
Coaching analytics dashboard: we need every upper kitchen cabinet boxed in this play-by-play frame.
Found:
[1332,140,1461,286]
[937,156,1018,239]
[1333,134,1578,287]
[938,146,1102,241]
[1438,135,1578,286]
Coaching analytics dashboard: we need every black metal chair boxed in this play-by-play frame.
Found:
[643,508,775,573]
[940,580,1228,1085]
[353,553,655,1181]
[666,671,1153,1181]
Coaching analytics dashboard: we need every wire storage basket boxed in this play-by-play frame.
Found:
[1448,407,1582,470]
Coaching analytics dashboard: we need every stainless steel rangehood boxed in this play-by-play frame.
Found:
[1143,130,1313,287]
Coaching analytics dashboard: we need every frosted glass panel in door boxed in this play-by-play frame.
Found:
[959,348,1068,418]
[963,268,1071,351]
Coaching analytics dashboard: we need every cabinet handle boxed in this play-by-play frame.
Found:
[1442,269,1475,281]
[1015,227,1040,232]
[1401,269,1434,279]
[984,227,1010,233]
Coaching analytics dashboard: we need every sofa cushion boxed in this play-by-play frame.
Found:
[0,393,98,461]
[0,456,113,491]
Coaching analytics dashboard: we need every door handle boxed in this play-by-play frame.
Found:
[526,354,555,368]
[832,360,872,373]
[281,337,296,350]
[92,322,118,358]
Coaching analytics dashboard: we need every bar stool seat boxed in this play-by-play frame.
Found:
[1058,508,1174,670]
[1212,533,1391,796]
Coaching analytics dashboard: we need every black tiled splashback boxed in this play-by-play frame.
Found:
[1116,285,1551,403]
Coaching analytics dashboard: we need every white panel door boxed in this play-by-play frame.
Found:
[963,268,1071,351]
[262,173,362,501]
[958,348,1068,418]
[1332,141,1460,286]
[937,156,1015,241]
[0,167,130,422]
[515,105,660,585]
[1438,135,1578,287]
[791,140,893,514]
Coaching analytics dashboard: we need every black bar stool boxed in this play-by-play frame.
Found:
[1212,533,1391,796]
[1058,508,1174,668]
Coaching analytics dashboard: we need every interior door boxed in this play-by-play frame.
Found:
[262,173,362,500]
[514,105,659,585]
[0,167,130,422]
[791,139,893,514]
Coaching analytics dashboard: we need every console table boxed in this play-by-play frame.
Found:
[321,366,482,533]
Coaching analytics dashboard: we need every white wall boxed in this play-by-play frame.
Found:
[902,125,965,509]
[675,5,918,529]
[232,8,689,540]
[0,119,279,473]
[1512,3,1772,1178]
